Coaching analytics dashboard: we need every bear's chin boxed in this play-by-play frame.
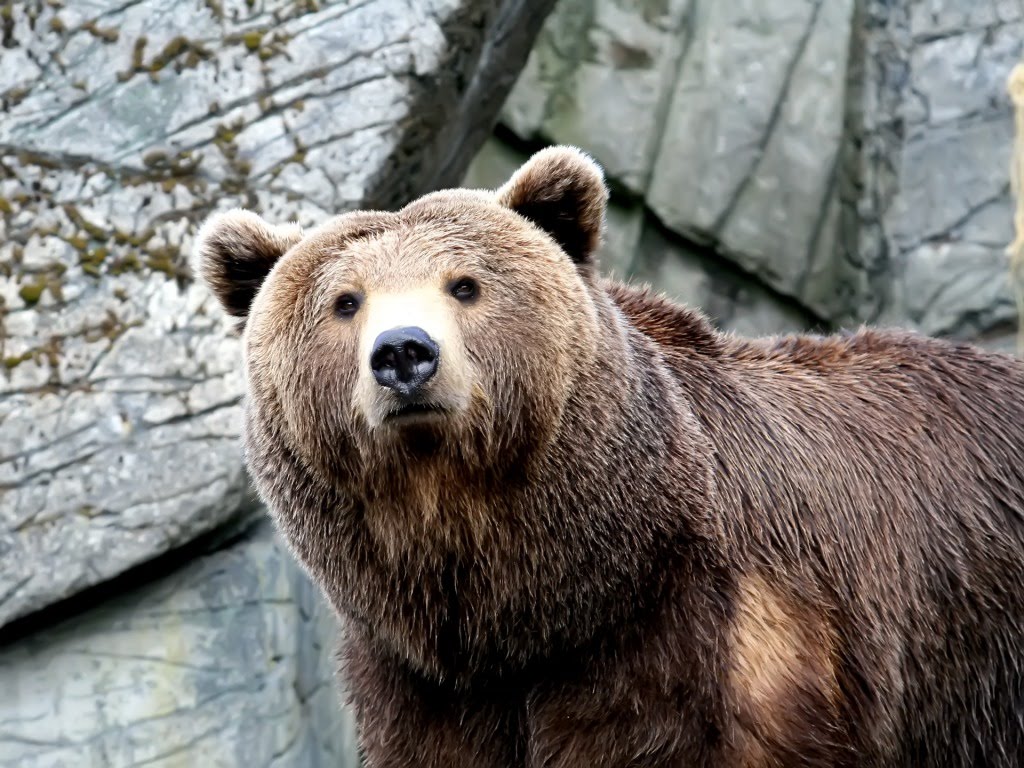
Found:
[375,405,454,451]
[368,420,452,463]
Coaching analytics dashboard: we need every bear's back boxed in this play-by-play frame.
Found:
[608,279,1024,765]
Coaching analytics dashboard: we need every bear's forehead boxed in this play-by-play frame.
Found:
[310,194,511,245]
[296,193,552,279]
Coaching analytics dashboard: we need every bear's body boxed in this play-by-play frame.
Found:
[196,147,1024,767]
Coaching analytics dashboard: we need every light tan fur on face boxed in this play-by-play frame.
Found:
[353,288,473,429]
[727,575,839,765]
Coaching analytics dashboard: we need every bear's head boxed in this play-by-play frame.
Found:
[195,147,717,676]
[195,147,610,493]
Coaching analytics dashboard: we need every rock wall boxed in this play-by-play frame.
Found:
[0,0,555,765]
[467,0,1023,346]
[0,522,354,768]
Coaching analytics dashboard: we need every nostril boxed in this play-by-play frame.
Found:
[404,340,435,364]
[370,346,397,372]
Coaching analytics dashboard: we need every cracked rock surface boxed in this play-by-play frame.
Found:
[0,0,555,629]
[496,0,1023,343]
[857,0,1023,340]
[0,522,357,768]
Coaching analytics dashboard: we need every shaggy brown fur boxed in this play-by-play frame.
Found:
[195,146,1024,767]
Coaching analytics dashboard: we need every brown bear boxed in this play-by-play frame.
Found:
[194,146,1024,767]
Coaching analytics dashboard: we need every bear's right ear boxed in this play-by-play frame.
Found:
[496,146,608,265]
[193,209,303,323]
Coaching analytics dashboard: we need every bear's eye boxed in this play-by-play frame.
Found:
[334,293,361,318]
[449,277,478,303]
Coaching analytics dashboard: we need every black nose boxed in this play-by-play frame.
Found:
[370,327,439,397]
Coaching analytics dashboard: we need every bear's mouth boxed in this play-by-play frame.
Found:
[384,401,447,423]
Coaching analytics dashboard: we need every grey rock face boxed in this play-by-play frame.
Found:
[853,0,1023,338]
[0,522,359,768]
[501,0,857,319]
[647,0,855,317]
[502,0,692,194]
[0,0,556,629]
[495,0,1022,342]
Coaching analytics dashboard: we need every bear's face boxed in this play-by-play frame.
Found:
[195,147,609,489]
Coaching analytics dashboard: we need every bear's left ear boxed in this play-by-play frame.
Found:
[193,209,303,323]
[496,146,608,265]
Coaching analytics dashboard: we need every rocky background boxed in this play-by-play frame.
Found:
[467,0,1024,346]
[1,0,1021,766]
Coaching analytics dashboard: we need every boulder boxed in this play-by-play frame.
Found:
[854,0,1023,340]
[500,0,857,319]
[0,0,556,629]
[495,0,1023,342]
[0,522,359,768]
